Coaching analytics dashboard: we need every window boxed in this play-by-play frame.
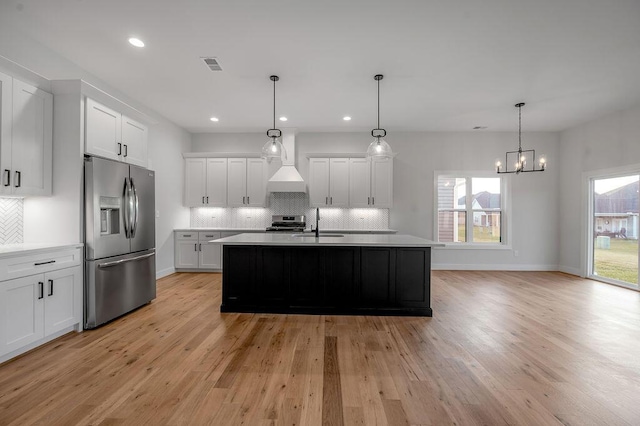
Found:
[436,173,506,245]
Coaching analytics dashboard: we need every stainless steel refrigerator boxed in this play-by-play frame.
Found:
[84,156,156,329]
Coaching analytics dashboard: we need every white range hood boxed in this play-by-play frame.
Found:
[267,130,306,193]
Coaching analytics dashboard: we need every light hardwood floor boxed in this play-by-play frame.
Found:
[1,271,640,425]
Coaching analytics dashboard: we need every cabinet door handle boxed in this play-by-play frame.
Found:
[330,197,332,205]
[325,196,328,205]
[247,196,250,204]
[3,169,9,186]
[117,143,122,156]
[34,260,56,266]
[372,197,375,205]
[243,196,246,204]
[202,196,205,204]
[124,144,128,157]
[367,196,370,205]
[206,196,209,204]
[14,171,21,188]
[48,279,54,296]
[38,282,44,300]
[194,243,197,251]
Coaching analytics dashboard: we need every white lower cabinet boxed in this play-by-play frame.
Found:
[175,231,223,270]
[0,246,83,362]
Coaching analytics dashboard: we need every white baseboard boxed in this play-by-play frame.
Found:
[156,267,176,279]
[432,263,559,271]
[558,265,583,277]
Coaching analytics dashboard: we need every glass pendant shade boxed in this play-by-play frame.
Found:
[261,137,285,161]
[366,137,394,158]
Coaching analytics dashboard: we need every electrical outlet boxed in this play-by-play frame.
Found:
[513,250,519,257]
[155,210,160,218]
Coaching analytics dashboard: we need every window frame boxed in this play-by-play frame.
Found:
[434,171,511,249]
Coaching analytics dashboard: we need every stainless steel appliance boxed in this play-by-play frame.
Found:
[265,215,307,233]
[84,156,156,329]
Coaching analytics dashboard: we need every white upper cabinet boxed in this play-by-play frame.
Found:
[0,72,12,196]
[85,98,121,162]
[308,158,349,207]
[349,158,371,208]
[227,158,266,207]
[184,158,207,207]
[245,158,266,207]
[0,75,52,197]
[184,158,228,207]
[349,157,393,208]
[85,98,148,167]
[227,158,248,207]
[371,157,393,208]
[121,115,148,167]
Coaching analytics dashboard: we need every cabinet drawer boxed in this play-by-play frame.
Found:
[0,248,82,282]
[199,231,221,242]
[175,232,198,240]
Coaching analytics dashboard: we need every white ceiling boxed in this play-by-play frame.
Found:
[1,0,640,133]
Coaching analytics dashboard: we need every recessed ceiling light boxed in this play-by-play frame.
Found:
[128,37,145,48]
[343,116,352,121]
[210,117,219,122]
[279,116,288,122]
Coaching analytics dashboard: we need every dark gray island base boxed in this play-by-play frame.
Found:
[221,244,433,316]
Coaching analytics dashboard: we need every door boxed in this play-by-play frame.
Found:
[309,158,329,207]
[395,248,430,308]
[11,79,53,196]
[371,157,393,208]
[199,232,222,269]
[0,275,44,355]
[185,158,207,207]
[329,158,349,207]
[121,115,148,168]
[44,266,81,336]
[227,158,247,206]
[0,72,11,196]
[85,250,156,329]
[246,158,266,207]
[175,239,199,268]
[86,98,121,161]
[589,174,639,289]
[129,165,155,253]
[349,158,371,207]
[206,158,228,207]
[84,156,131,260]
[360,248,394,305]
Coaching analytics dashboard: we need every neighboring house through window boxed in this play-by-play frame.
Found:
[436,172,507,245]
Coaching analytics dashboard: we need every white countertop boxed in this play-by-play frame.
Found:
[0,243,84,259]
[213,233,442,247]
[176,228,397,234]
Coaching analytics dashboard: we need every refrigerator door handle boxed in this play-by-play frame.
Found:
[98,252,155,268]
[130,178,139,238]
[122,177,131,238]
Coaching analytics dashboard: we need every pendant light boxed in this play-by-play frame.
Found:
[261,75,286,161]
[495,103,546,174]
[366,74,394,158]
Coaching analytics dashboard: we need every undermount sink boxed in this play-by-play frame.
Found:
[291,234,344,238]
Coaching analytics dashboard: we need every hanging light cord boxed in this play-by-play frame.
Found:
[518,104,522,152]
[272,77,276,131]
[377,77,380,130]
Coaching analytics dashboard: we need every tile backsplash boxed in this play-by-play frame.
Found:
[190,192,390,230]
[0,198,24,244]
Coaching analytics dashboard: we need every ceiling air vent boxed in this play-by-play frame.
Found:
[201,57,222,71]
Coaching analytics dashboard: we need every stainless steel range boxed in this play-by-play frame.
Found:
[266,215,307,233]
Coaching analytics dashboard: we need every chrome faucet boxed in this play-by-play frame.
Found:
[314,207,320,237]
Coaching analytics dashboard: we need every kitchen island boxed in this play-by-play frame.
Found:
[215,233,443,317]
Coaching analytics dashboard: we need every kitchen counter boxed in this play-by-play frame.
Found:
[220,233,439,317]
[214,233,441,247]
[0,243,84,259]
[175,228,397,234]
[174,228,266,232]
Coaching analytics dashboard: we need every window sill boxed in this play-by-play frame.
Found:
[434,243,512,250]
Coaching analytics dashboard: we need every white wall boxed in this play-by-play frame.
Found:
[193,130,561,270]
[558,105,640,275]
[0,26,190,276]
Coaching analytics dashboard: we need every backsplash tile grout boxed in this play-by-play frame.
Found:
[190,193,390,230]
